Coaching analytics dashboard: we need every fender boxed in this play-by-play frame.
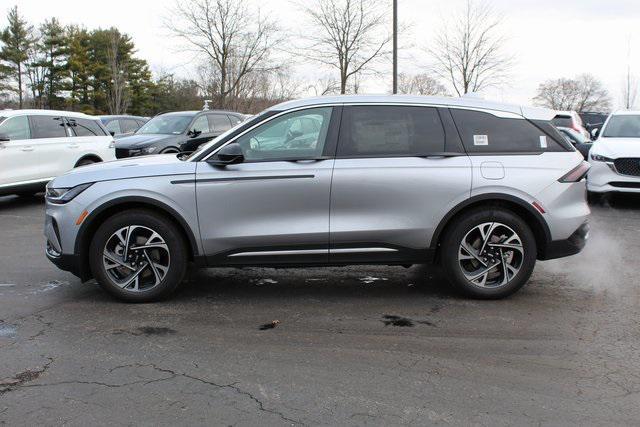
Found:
[429,192,552,251]
[74,195,200,257]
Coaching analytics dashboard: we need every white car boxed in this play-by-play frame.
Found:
[0,110,115,196]
[588,110,640,195]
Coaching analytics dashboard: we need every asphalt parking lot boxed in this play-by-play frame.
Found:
[0,194,639,426]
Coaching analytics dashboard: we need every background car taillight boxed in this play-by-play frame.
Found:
[559,161,590,182]
[108,140,116,149]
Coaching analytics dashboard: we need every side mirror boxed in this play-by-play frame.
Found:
[188,129,202,138]
[207,142,244,166]
[0,133,10,142]
[591,128,600,139]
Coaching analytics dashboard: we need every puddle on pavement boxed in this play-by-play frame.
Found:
[113,326,177,336]
[253,278,278,286]
[0,323,17,338]
[259,320,280,330]
[360,276,389,284]
[382,315,436,328]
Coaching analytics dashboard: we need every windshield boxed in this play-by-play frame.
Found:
[136,115,193,135]
[602,115,640,138]
[559,127,589,144]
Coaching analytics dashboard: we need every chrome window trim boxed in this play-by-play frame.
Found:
[200,103,524,161]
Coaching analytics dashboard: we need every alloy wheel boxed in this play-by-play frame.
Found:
[102,225,170,292]
[458,222,524,288]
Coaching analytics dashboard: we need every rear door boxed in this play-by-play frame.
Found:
[66,117,111,163]
[195,106,339,265]
[329,105,472,263]
[0,115,40,187]
[28,115,71,179]
[208,113,233,137]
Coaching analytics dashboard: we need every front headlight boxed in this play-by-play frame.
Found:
[591,154,613,162]
[45,183,93,204]
[141,146,158,154]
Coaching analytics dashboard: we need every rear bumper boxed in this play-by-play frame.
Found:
[539,222,589,260]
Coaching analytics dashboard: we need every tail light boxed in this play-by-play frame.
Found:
[559,161,590,182]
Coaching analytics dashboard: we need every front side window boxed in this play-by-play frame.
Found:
[337,106,445,157]
[190,115,210,134]
[0,116,31,140]
[602,115,640,138]
[236,107,332,161]
[137,115,193,135]
[105,120,121,134]
[68,117,107,137]
[30,115,67,139]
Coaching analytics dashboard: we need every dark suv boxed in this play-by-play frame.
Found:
[115,110,244,158]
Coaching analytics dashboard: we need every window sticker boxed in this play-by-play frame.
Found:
[473,134,489,146]
[539,135,548,148]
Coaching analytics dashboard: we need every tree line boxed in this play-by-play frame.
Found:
[0,1,634,115]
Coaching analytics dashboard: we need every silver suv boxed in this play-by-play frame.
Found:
[44,95,590,302]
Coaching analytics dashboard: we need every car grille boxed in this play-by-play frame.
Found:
[115,148,129,159]
[614,158,640,177]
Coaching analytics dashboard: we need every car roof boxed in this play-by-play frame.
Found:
[0,109,98,119]
[157,110,242,117]
[609,110,640,116]
[98,115,147,120]
[267,95,556,121]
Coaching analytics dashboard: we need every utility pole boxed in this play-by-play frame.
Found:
[392,0,398,94]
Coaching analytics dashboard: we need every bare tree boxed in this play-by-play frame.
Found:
[167,0,281,109]
[427,0,512,96]
[533,74,611,112]
[298,0,391,94]
[106,34,129,114]
[397,72,448,96]
[305,75,341,96]
[621,36,638,110]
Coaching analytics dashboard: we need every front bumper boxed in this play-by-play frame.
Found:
[588,159,640,193]
[539,222,589,260]
[115,147,145,159]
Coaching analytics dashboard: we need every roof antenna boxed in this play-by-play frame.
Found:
[202,100,213,111]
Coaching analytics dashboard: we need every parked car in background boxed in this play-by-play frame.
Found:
[588,110,640,197]
[552,111,590,139]
[45,95,589,302]
[99,115,148,139]
[579,111,609,136]
[0,110,115,197]
[557,126,592,159]
[114,110,244,158]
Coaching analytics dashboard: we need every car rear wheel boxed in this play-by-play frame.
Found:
[75,158,98,167]
[89,209,188,302]
[440,208,537,299]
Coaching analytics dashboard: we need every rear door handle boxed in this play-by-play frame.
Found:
[68,143,80,148]
[21,146,34,152]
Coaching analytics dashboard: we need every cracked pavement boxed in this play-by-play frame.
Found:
[1,194,639,426]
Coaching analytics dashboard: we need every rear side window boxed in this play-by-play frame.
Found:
[228,115,242,126]
[451,109,566,153]
[104,120,121,134]
[209,114,232,132]
[337,106,445,157]
[29,115,67,139]
[67,118,107,137]
[121,119,140,133]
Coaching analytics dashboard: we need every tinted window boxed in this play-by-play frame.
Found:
[602,115,640,138]
[138,115,193,135]
[104,119,121,134]
[68,117,106,137]
[236,107,332,161]
[208,114,232,132]
[30,115,67,139]
[121,119,140,133]
[552,116,573,128]
[190,115,210,134]
[451,109,563,153]
[337,106,444,157]
[0,115,30,140]
[228,115,243,126]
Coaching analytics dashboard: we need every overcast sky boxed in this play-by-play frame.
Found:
[3,0,640,109]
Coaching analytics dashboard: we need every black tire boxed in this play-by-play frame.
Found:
[75,158,98,167]
[439,207,537,299]
[89,209,188,302]
[160,147,180,154]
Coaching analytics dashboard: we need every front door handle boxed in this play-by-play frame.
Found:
[68,143,80,148]
[21,146,34,152]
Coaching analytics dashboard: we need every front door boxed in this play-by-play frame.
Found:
[195,106,339,265]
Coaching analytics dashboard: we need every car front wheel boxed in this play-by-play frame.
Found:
[440,208,537,299]
[89,209,188,302]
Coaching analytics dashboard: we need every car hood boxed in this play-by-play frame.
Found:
[49,154,196,189]
[592,137,640,158]
[116,133,180,148]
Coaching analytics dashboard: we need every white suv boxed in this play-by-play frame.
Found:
[0,110,115,196]
[588,110,640,195]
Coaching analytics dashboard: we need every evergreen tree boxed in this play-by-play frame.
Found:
[39,18,69,109]
[0,6,34,108]
[66,26,92,111]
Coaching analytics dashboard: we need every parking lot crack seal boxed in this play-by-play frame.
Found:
[109,363,303,425]
[0,357,54,396]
